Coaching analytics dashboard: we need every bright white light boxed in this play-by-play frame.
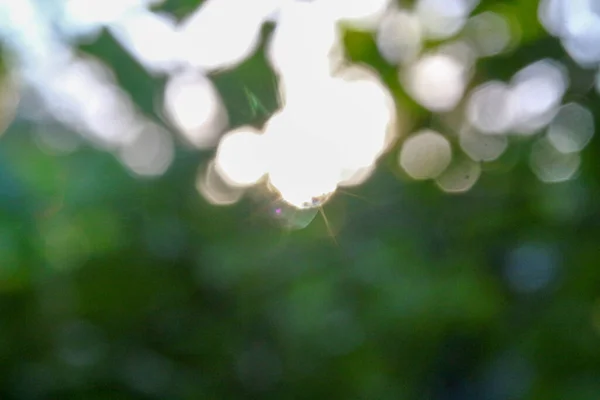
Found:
[109,9,182,75]
[403,52,468,112]
[399,130,452,180]
[179,0,273,71]
[416,0,479,40]
[468,61,568,137]
[562,23,600,67]
[320,0,391,31]
[2,0,401,205]
[118,123,174,177]
[508,59,568,134]
[560,0,599,41]
[258,65,395,208]
[0,0,74,77]
[58,0,165,39]
[215,127,267,187]
[376,10,422,65]
[338,164,376,187]
[466,81,513,134]
[263,111,342,209]
[530,137,580,183]
[547,103,594,154]
[163,71,228,149]
[435,156,481,193]
[538,0,568,37]
[39,57,143,148]
[268,1,342,81]
[332,67,398,168]
[539,0,600,66]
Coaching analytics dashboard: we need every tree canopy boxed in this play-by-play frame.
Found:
[0,0,599,398]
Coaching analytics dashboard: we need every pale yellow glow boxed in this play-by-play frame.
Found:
[459,127,508,162]
[399,130,452,180]
[339,164,376,187]
[215,127,267,187]
[118,123,174,177]
[464,12,512,57]
[163,70,227,149]
[436,157,481,193]
[196,161,244,206]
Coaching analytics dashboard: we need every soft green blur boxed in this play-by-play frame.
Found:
[0,1,599,399]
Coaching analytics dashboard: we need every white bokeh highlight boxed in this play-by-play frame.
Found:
[399,130,452,180]
[539,0,600,67]
[435,156,481,193]
[466,81,513,134]
[215,127,267,187]
[460,128,508,162]
[508,59,568,134]
[377,10,422,65]
[416,0,479,40]
[108,9,181,75]
[464,12,512,57]
[1,0,599,213]
[178,0,276,71]
[403,52,468,112]
[163,71,228,149]
[197,161,244,206]
[530,137,581,183]
[118,123,175,177]
[547,103,594,154]
[465,60,569,136]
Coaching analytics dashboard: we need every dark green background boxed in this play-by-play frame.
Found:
[0,0,599,398]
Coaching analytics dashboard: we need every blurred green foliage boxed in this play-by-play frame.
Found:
[1,0,600,399]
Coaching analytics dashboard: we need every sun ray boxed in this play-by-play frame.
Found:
[337,188,377,205]
[319,206,338,246]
